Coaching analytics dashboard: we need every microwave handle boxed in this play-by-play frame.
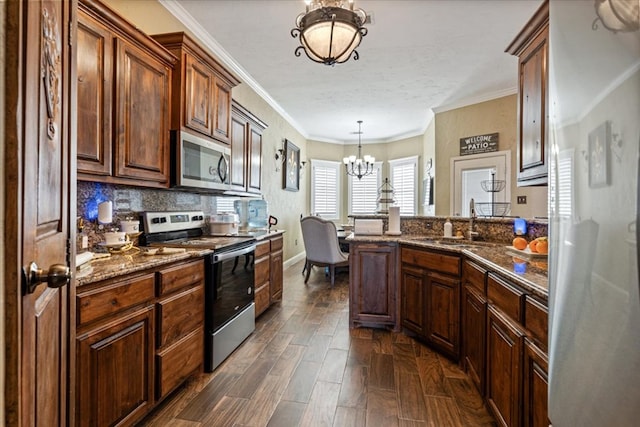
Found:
[217,156,228,183]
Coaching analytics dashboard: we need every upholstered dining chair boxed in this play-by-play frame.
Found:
[300,216,349,287]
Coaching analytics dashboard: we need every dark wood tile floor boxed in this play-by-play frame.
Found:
[139,261,495,427]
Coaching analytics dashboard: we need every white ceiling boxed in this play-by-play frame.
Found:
[161,0,545,144]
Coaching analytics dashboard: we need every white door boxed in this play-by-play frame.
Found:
[450,151,511,216]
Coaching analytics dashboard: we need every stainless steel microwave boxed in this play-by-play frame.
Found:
[171,130,231,192]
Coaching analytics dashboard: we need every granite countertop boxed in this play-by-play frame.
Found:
[75,248,211,287]
[347,233,548,300]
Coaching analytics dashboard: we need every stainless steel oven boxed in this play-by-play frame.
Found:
[171,130,230,192]
[205,242,256,371]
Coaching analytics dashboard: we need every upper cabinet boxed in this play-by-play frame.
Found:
[151,32,241,145]
[77,0,176,188]
[506,0,549,187]
[230,101,267,195]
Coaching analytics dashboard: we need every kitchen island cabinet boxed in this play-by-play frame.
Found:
[461,259,488,395]
[77,0,175,188]
[349,242,399,330]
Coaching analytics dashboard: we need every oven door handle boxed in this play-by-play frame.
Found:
[214,244,256,262]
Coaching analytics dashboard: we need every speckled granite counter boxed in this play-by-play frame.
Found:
[347,233,548,300]
[75,248,211,287]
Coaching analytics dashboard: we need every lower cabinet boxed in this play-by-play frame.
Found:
[523,338,549,427]
[462,284,487,395]
[76,306,155,427]
[270,236,284,302]
[486,304,525,427]
[254,234,285,318]
[400,246,461,359]
[76,258,205,426]
[350,242,399,330]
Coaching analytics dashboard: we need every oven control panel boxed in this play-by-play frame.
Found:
[142,211,206,234]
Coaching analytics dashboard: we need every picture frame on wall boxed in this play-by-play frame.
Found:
[283,139,300,191]
[588,121,611,188]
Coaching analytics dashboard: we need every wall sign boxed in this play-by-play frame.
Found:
[460,132,499,156]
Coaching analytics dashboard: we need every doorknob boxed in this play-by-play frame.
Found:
[23,262,70,295]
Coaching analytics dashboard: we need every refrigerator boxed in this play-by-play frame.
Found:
[548,1,640,426]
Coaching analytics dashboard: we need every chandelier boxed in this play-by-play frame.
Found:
[593,0,640,33]
[291,0,368,66]
[343,120,375,180]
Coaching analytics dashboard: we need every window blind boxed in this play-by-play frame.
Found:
[349,163,382,215]
[216,197,236,213]
[311,160,341,219]
[390,157,418,215]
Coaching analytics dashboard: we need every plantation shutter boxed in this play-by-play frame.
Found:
[311,159,341,219]
[349,162,382,215]
[390,156,418,215]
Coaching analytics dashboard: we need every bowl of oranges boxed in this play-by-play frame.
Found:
[507,236,548,258]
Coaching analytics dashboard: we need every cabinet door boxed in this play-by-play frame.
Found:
[114,38,171,185]
[77,11,113,177]
[270,248,283,303]
[247,123,263,194]
[517,26,548,186]
[77,306,154,427]
[184,53,214,137]
[400,265,427,335]
[426,272,460,359]
[486,305,524,427]
[462,285,487,396]
[213,78,232,144]
[229,115,247,191]
[350,243,398,329]
[523,339,549,427]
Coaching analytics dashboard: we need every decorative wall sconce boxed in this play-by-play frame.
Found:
[592,0,639,33]
[275,147,286,172]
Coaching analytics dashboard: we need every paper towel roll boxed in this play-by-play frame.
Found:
[388,206,401,235]
[98,201,113,224]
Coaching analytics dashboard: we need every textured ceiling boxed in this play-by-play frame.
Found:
[162,0,545,143]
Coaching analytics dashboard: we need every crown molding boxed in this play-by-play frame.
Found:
[432,87,517,114]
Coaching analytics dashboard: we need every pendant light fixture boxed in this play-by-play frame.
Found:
[291,0,368,66]
[343,120,375,180]
[593,0,640,33]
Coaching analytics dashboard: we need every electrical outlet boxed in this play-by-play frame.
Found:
[517,196,527,204]
[295,239,298,246]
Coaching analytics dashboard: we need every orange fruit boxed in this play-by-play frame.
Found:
[513,237,528,250]
[529,240,539,253]
[537,240,548,254]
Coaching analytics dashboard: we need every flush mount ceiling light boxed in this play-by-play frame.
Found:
[291,0,368,66]
[593,0,640,33]
[343,120,375,180]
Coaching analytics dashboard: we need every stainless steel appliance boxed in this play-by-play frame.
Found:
[548,3,640,426]
[171,130,231,192]
[140,210,256,372]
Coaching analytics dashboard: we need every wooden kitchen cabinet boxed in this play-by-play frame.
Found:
[76,258,206,425]
[400,246,461,359]
[254,240,271,317]
[151,32,240,145]
[461,260,488,395]
[270,236,284,303]
[76,272,156,427]
[230,102,267,194]
[523,338,549,427]
[486,305,525,427]
[350,242,399,330]
[506,0,549,186]
[77,0,175,188]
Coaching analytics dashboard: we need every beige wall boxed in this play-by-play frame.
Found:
[434,95,547,218]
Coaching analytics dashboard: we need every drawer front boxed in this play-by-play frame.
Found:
[78,274,155,326]
[402,247,460,276]
[156,326,204,399]
[156,285,204,348]
[463,260,487,294]
[255,240,270,258]
[270,236,283,252]
[255,283,270,317]
[524,296,548,349]
[157,259,204,296]
[487,273,525,322]
[255,256,270,286]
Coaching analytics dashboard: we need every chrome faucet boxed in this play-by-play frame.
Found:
[468,198,479,240]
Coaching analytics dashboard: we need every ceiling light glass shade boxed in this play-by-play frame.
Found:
[292,2,368,66]
[593,0,640,33]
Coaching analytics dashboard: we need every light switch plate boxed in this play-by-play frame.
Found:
[517,196,527,204]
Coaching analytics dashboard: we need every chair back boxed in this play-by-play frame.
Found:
[300,216,348,264]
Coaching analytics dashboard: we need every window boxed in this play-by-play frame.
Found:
[549,148,573,218]
[389,156,418,215]
[216,197,236,213]
[310,159,341,219]
[348,162,382,215]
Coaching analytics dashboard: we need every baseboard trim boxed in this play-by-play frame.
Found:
[284,251,306,269]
